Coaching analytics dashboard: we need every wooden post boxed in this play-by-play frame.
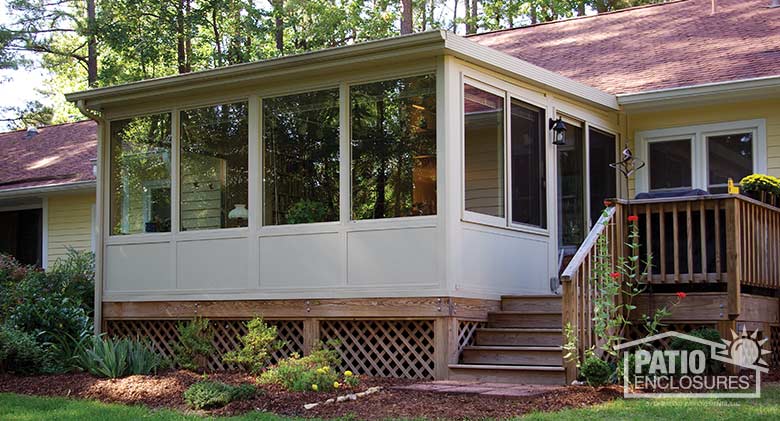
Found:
[725,198,742,319]
[717,319,738,375]
[303,318,320,355]
[433,317,456,380]
[561,275,577,384]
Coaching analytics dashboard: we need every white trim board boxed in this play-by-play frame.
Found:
[634,119,767,193]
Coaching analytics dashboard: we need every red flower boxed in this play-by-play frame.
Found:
[627,215,639,222]
[603,200,614,207]
[609,272,621,279]
[676,292,687,299]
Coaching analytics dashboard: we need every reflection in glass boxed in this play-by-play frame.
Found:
[464,84,504,218]
[351,74,437,219]
[588,128,616,225]
[264,90,340,225]
[510,99,546,228]
[557,122,585,246]
[708,132,753,193]
[110,114,172,235]
[180,102,249,231]
[649,140,691,190]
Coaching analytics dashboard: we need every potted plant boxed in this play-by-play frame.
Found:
[740,174,780,206]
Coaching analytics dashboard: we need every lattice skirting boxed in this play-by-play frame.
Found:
[320,320,435,379]
[457,319,485,353]
[625,322,716,347]
[771,325,780,368]
[106,318,438,378]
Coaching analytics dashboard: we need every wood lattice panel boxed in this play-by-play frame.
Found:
[106,319,304,371]
[625,322,716,348]
[771,326,780,368]
[320,320,435,379]
[457,320,485,353]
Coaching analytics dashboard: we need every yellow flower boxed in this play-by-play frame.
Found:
[311,384,318,391]
[333,381,341,389]
[322,366,330,372]
[316,368,325,374]
[344,370,353,377]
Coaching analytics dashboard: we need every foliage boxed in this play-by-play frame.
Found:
[259,340,357,392]
[0,324,50,374]
[284,200,331,225]
[670,328,723,375]
[223,317,284,373]
[76,336,164,378]
[183,380,256,410]
[740,174,780,195]
[47,248,96,314]
[581,356,612,387]
[173,317,214,372]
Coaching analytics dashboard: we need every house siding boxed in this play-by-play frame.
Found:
[47,192,94,267]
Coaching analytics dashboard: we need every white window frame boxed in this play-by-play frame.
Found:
[635,119,767,193]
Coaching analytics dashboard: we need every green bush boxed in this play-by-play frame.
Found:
[223,317,285,373]
[183,380,256,410]
[285,200,330,225]
[77,336,164,378]
[260,341,356,392]
[670,328,722,374]
[581,356,612,387]
[47,248,95,314]
[173,317,214,372]
[0,324,50,374]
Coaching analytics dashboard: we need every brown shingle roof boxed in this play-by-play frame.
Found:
[0,120,97,192]
[470,0,780,95]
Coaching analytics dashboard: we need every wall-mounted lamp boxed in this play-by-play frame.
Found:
[549,118,567,146]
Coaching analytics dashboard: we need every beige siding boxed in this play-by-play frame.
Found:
[47,192,95,267]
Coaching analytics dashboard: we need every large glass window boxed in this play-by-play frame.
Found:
[109,113,172,235]
[557,122,585,246]
[707,132,753,193]
[263,89,340,225]
[649,140,692,190]
[464,84,504,218]
[510,99,546,228]
[588,128,616,225]
[350,74,437,219]
[180,102,249,231]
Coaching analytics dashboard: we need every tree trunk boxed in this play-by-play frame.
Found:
[176,0,187,73]
[212,9,223,66]
[452,0,458,31]
[274,0,284,53]
[86,0,97,87]
[465,0,478,34]
[400,0,413,35]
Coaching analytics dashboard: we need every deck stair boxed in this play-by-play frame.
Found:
[449,295,566,385]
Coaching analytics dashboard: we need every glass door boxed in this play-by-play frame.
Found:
[557,122,585,253]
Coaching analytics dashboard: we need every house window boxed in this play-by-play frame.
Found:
[464,83,505,219]
[180,102,249,231]
[648,139,692,190]
[510,99,546,228]
[588,128,616,225]
[350,74,437,220]
[263,89,340,225]
[109,113,172,235]
[707,132,753,193]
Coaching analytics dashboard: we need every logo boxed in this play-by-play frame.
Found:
[614,327,771,398]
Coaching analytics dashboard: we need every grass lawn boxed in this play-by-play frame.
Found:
[2,385,780,420]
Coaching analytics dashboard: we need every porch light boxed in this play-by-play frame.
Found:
[549,118,567,145]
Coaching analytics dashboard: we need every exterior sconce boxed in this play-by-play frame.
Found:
[549,118,567,145]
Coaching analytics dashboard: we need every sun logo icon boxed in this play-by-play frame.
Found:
[717,326,772,369]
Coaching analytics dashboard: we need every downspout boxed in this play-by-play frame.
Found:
[76,99,106,336]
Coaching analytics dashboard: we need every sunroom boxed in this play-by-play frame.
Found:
[68,30,622,381]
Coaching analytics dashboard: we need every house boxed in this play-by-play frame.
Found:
[0,121,97,268]
[66,0,780,383]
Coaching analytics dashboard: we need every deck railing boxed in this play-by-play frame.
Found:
[560,194,780,383]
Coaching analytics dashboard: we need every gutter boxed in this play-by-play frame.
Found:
[0,180,95,199]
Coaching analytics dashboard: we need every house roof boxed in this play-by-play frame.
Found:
[470,0,780,95]
[0,120,97,193]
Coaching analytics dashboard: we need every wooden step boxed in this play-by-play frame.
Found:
[501,295,562,312]
[461,345,563,366]
[475,328,563,347]
[487,311,562,328]
[448,364,566,385]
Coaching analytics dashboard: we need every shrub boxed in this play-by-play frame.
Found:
[173,317,214,372]
[183,380,256,410]
[77,336,164,378]
[223,317,285,373]
[285,200,329,225]
[47,248,95,315]
[670,328,722,374]
[260,341,357,392]
[740,174,780,195]
[0,324,50,374]
[581,356,612,387]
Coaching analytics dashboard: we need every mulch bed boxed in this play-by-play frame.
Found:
[0,370,622,419]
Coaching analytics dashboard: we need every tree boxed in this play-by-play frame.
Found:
[0,101,54,129]
[400,0,413,34]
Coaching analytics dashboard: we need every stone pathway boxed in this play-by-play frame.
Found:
[392,381,561,397]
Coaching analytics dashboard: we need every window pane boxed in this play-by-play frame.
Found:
[180,103,248,231]
[110,114,171,235]
[708,132,753,191]
[351,74,437,219]
[558,123,585,246]
[589,128,616,225]
[464,84,504,218]
[649,140,691,190]
[510,99,545,228]
[264,90,340,225]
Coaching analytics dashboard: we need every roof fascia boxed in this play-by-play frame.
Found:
[0,180,96,199]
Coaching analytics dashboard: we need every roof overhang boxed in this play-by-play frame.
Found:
[617,75,780,112]
[66,30,619,113]
[0,180,96,199]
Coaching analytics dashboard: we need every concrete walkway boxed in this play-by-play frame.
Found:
[392,381,561,397]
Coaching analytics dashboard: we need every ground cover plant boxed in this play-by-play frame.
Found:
[183,379,256,410]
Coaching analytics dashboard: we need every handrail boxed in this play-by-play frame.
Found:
[561,206,617,282]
